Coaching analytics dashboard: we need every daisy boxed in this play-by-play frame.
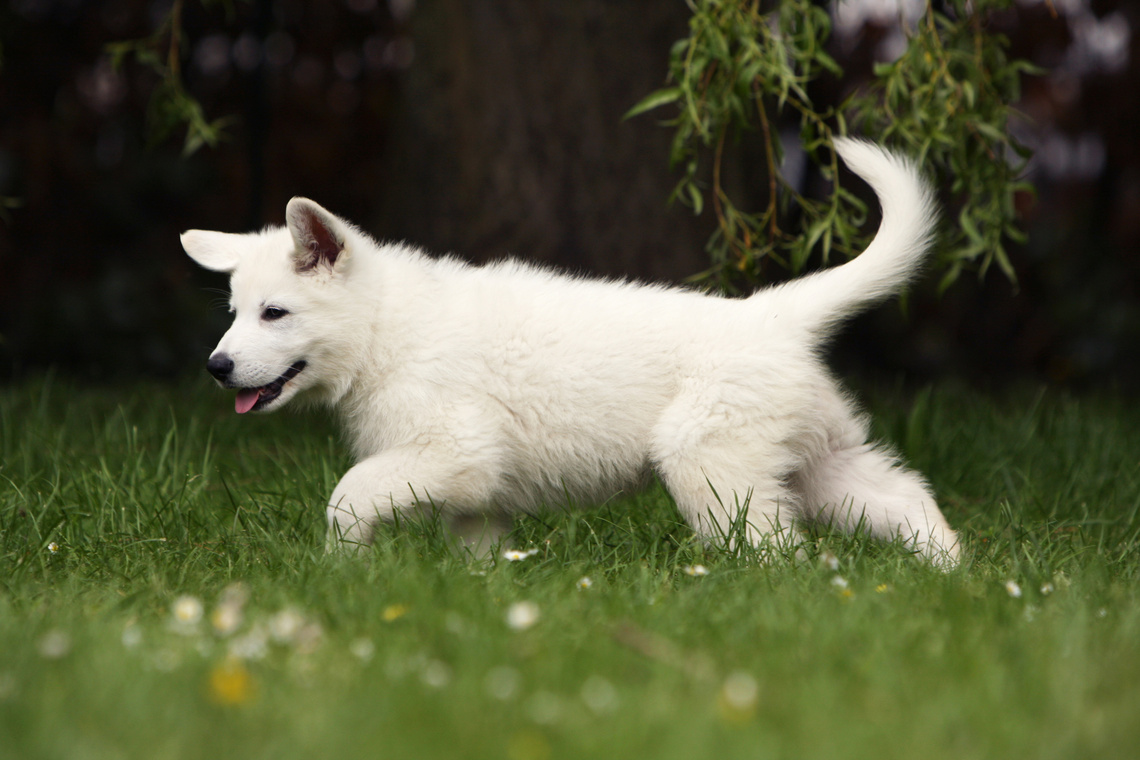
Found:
[350,637,375,662]
[718,671,759,724]
[506,601,540,630]
[580,675,619,715]
[211,603,243,637]
[37,630,71,660]
[503,548,540,561]
[683,564,709,577]
[485,665,522,700]
[268,608,305,643]
[171,595,204,634]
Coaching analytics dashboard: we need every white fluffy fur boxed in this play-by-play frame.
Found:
[182,138,960,567]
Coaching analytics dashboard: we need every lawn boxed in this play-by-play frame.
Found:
[1,377,1138,759]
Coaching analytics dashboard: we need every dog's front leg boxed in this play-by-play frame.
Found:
[324,445,498,552]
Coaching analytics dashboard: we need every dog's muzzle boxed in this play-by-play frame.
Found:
[205,354,307,414]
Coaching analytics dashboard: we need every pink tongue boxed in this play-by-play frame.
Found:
[235,388,261,414]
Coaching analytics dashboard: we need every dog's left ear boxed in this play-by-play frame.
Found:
[181,230,244,273]
[286,197,349,274]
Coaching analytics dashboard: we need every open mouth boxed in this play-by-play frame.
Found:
[234,360,307,414]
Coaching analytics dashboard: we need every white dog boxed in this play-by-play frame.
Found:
[182,138,960,567]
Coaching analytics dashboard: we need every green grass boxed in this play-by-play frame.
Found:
[1,377,1139,759]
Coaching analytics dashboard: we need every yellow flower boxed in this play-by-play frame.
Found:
[208,659,256,706]
[506,728,551,760]
[382,604,409,622]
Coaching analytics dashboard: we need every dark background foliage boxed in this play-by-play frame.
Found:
[0,0,1138,388]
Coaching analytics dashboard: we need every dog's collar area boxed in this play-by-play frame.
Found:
[236,360,307,414]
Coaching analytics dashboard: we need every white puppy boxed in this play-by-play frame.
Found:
[182,139,960,567]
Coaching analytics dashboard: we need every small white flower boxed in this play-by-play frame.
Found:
[268,608,306,643]
[527,690,563,725]
[219,581,249,607]
[444,612,468,635]
[121,625,142,649]
[151,648,180,672]
[577,576,593,590]
[211,603,244,637]
[47,542,59,554]
[421,659,452,689]
[37,630,71,660]
[350,637,375,662]
[581,675,619,715]
[683,564,709,577]
[170,595,204,634]
[228,626,269,661]
[821,551,839,571]
[1004,580,1023,599]
[831,575,849,590]
[1040,582,1055,596]
[503,548,540,562]
[720,671,759,711]
[292,622,324,655]
[485,665,521,700]
[506,601,540,630]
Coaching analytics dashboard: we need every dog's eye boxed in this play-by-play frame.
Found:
[262,306,289,321]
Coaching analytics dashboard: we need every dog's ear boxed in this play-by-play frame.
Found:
[286,198,349,274]
[181,230,244,273]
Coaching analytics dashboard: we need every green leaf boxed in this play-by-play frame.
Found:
[959,206,983,245]
[973,121,1007,144]
[622,87,684,121]
[937,262,963,295]
[686,182,704,216]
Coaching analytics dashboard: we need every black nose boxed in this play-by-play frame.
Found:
[206,353,235,381]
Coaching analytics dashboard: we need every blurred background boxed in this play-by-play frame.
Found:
[0,0,1137,388]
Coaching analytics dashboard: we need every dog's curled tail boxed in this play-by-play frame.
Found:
[764,138,938,339]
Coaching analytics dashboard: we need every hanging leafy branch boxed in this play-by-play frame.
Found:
[627,0,1039,292]
[106,0,235,156]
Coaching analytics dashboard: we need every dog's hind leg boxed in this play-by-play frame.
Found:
[658,461,803,560]
[652,409,805,560]
[794,423,960,568]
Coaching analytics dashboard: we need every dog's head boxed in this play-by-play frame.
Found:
[182,198,358,414]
